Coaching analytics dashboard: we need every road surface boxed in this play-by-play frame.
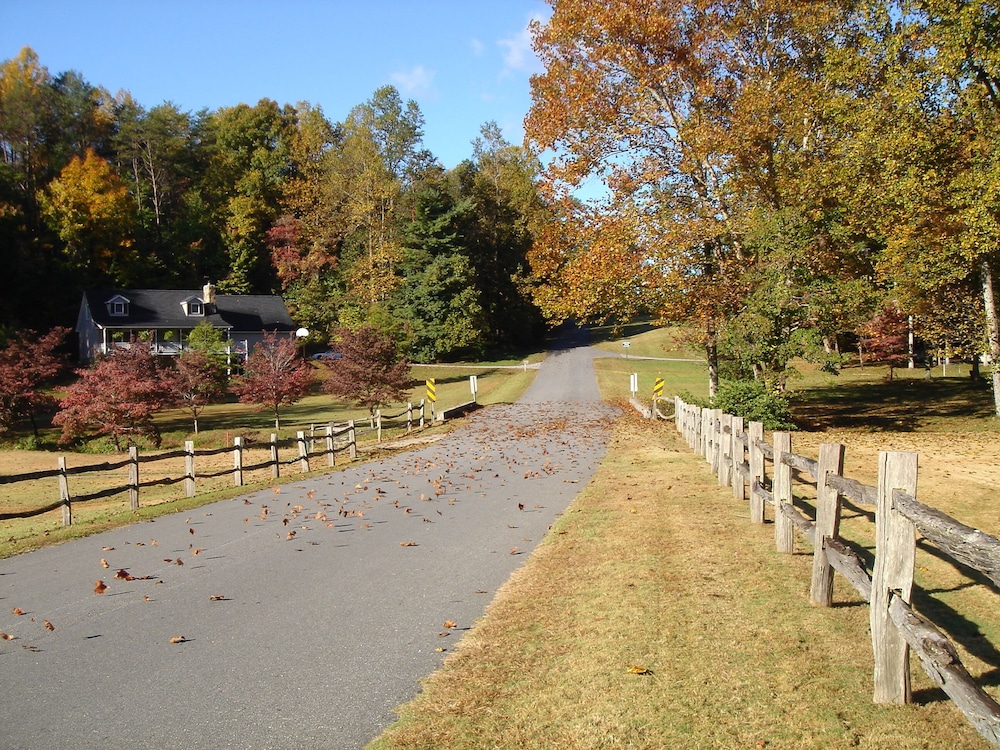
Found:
[0,331,617,749]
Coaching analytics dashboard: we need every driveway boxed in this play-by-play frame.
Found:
[0,333,618,750]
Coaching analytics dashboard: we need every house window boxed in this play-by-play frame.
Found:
[189,301,203,316]
[112,301,127,316]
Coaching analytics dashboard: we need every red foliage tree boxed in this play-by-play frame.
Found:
[165,348,229,434]
[53,341,172,449]
[230,331,313,430]
[860,304,910,380]
[321,325,411,416]
[0,327,70,438]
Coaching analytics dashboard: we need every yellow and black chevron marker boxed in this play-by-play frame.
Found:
[653,377,664,398]
[426,378,436,403]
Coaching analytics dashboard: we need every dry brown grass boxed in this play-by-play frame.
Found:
[369,415,992,749]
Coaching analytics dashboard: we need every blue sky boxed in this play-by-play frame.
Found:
[1,0,551,169]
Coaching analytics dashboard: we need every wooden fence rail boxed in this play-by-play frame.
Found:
[673,395,1000,746]
[0,420,362,526]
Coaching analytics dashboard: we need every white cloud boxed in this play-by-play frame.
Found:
[391,64,436,97]
[498,11,547,77]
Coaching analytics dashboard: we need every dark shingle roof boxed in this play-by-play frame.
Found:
[82,290,296,332]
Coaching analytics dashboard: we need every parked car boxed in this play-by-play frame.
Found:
[311,350,342,361]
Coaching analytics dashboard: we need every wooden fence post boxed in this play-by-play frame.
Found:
[810,443,846,607]
[718,413,731,485]
[419,399,425,428]
[773,432,794,553]
[701,407,712,462]
[128,446,139,510]
[407,403,413,433]
[693,405,702,453]
[871,451,919,704]
[713,409,724,474]
[184,441,195,498]
[233,437,243,487]
[376,410,382,442]
[297,431,309,473]
[731,416,745,501]
[58,456,72,526]
[270,434,280,480]
[749,422,764,523]
[326,425,336,467]
[348,420,357,460]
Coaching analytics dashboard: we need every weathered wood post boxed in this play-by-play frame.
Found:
[184,441,196,498]
[270,433,280,480]
[58,457,72,526]
[407,403,413,433]
[326,425,336,467]
[128,446,140,510]
[714,410,725,474]
[674,396,682,433]
[693,404,702,453]
[871,451,918,704]
[297,431,309,473]
[773,432,794,553]
[701,407,712,462]
[376,410,382,442]
[716,414,733,487]
[348,420,357,460]
[731,416,745,502]
[419,399,425,428]
[233,437,243,487]
[810,443,846,607]
[748,422,765,523]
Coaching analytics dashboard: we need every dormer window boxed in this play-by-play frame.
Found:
[106,294,130,317]
[181,296,205,317]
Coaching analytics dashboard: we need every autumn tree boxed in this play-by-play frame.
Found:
[0,327,68,438]
[230,331,312,430]
[322,325,411,415]
[39,148,138,286]
[53,341,171,449]
[166,347,228,433]
[860,304,910,381]
[526,0,862,396]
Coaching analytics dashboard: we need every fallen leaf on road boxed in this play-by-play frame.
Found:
[94,581,108,595]
[0,632,14,640]
[100,559,110,568]
[11,607,24,616]
[209,594,226,601]
[102,546,114,551]
[443,620,456,629]
[43,620,54,631]
[399,541,418,547]
[169,636,188,644]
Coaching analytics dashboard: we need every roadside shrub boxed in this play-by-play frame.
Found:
[712,379,795,430]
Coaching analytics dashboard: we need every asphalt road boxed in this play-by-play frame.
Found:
[0,333,618,750]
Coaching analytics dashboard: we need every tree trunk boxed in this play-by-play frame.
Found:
[981,256,1000,418]
[706,324,719,399]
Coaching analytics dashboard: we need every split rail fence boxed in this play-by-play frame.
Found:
[673,396,1000,746]
[0,400,427,527]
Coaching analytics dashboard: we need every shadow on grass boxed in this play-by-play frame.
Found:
[790,371,996,431]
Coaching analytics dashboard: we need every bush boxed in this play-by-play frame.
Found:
[712,379,795,430]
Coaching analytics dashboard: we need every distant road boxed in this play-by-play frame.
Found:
[0,329,618,750]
